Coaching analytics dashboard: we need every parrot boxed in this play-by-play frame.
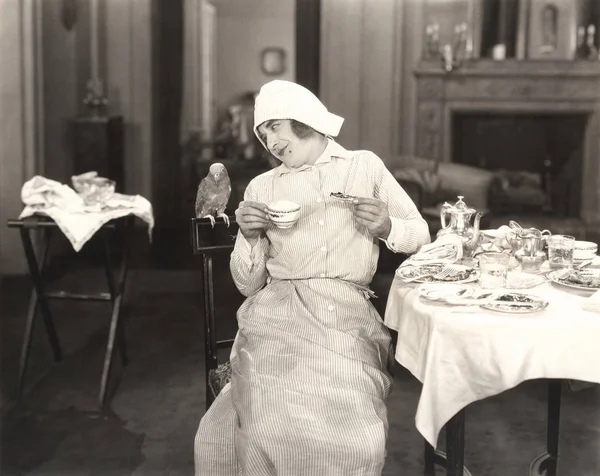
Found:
[195,162,232,227]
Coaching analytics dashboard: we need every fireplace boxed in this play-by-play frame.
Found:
[452,112,588,218]
[414,59,600,234]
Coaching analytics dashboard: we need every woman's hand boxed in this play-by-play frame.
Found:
[352,197,392,239]
[235,201,270,245]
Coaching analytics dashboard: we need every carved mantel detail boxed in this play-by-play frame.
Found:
[413,59,600,230]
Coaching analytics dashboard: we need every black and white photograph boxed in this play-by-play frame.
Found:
[1,0,599,475]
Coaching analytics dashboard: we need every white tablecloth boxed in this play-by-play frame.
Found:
[384,277,600,448]
[18,175,154,252]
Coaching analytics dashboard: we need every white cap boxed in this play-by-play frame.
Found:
[253,80,344,149]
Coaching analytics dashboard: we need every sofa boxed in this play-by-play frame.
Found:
[391,156,587,239]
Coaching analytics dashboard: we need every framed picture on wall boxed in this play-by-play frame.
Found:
[260,47,287,76]
[526,0,577,59]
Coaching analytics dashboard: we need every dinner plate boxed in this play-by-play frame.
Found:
[417,283,473,302]
[480,292,549,314]
[395,263,479,284]
[547,268,600,292]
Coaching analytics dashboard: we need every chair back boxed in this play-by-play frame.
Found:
[191,218,240,408]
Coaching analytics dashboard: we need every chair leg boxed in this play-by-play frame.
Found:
[203,253,219,411]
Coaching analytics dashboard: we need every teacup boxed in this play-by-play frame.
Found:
[267,200,301,229]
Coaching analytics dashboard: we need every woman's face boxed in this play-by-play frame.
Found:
[257,119,313,169]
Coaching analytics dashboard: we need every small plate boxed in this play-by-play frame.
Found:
[417,283,473,302]
[480,292,549,314]
[330,192,357,202]
[548,268,600,292]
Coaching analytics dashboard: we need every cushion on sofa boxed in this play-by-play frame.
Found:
[437,163,495,210]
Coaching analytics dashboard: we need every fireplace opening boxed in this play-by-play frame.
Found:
[452,112,589,218]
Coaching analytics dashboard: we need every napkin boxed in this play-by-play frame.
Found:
[581,290,600,313]
[483,225,512,238]
[19,175,154,252]
[401,234,463,267]
[21,175,85,212]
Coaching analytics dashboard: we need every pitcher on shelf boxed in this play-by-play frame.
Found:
[437,195,483,258]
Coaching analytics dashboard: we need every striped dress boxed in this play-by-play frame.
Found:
[194,140,430,475]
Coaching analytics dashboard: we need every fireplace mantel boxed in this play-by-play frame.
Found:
[413,59,600,231]
[415,59,600,78]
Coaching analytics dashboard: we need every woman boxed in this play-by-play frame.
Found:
[194,80,430,475]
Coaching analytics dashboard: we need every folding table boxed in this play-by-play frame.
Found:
[7,214,133,406]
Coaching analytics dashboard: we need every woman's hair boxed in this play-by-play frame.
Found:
[290,120,315,139]
[257,119,317,144]
[259,120,321,168]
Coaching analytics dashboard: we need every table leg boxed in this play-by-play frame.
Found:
[203,253,218,410]
[424,440,435,476]
[102,227,128,365]
[18,229,50,398]
[529,379,562,476]
[98,218,131,406]
[422,410,472,476]
[445,410,471,476]
[19,228,62,361]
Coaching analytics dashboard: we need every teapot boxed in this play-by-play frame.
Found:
[513,227,548,272]
[437,196,483,258]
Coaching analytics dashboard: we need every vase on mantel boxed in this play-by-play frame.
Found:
[83,79,108,117]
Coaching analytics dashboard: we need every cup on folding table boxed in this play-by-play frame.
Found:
[478,251,510,289]
[547,235,575,270]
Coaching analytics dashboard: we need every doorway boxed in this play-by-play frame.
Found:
[149,0,321,267]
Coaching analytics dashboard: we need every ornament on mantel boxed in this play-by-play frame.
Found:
[83,79,108,117]
[575,24,599,60]
[61,0,78,31]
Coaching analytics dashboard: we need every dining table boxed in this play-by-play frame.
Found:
[384,264,600,476]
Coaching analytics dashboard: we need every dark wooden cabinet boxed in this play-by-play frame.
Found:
[68,115,125,191]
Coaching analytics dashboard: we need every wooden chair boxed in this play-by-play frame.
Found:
[191,217,238,410]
